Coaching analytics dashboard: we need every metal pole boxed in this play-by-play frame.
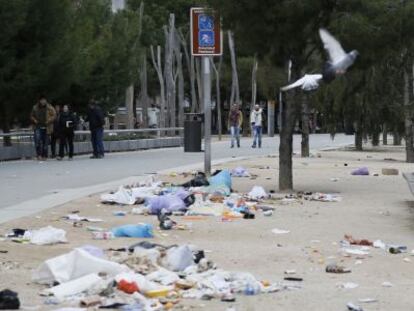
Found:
[278,91,283,132]
[202,56,212,176]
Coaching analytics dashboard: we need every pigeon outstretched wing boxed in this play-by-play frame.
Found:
[319,28,347,65]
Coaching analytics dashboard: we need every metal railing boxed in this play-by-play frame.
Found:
[0,127,184,160]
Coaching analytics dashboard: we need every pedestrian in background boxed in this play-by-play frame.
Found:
[57,104,76,160]
[228,103,243,148]
[86,99,105,159]
[50,104,61,158]
[30,95,56,160]
[250,104,263,148]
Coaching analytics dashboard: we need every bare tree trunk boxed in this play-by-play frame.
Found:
[178,30,197,113]
[301,94,310,157]
[211,57,223,140]
[354,121,363,151]
[125,85,134,128]
[393,130,402,145]
[136,2,146,128]
[404,65,414,162]
[150,45,166,129]
[140,53,149,128]
[382,123,388,145]
[175,37,184,128]
[267,100,275,137]
[164,14,176,129]
[251,55,258,108]
[372,131,380,146]
[228,31,240,105]
[279,91,297,190]
[0,102,12,146]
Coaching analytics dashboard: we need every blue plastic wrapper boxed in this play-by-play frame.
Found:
[209,170,232,189]
[112,224,154,238]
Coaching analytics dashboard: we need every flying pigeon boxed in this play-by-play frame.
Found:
[280,74,323,92]
[319,28,359,83]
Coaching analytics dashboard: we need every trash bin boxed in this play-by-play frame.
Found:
[184,113,203,152]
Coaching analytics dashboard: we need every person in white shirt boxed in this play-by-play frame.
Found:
[250,104,263,148]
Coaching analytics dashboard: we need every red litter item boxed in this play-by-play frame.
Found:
[344,234,373,246]
[117,279,139,294]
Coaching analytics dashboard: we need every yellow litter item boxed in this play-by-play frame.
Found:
[145,288,170,298]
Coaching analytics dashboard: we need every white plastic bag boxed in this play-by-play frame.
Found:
[33,248,129,284]
[248,186,268,199]
[146,268,180,285]
[100,186,135,205]
[162,245,194,272]
[23,226,67,245]
[45,273,103,299]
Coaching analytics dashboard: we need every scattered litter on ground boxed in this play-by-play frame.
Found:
[100,186,137,205]
[112,211,127,217]
[382,281,394,287]
[29,239,291,309]
[0,289,20,310]
[382,168,399,175]
[63,214,103,223]
[263,210,273,217]
[358,298,378,303]
[32,248,128,285]
[373,240,386,250]
[283,277,303,282]
[326,263,351,273]
[284,270,296,275]
[337,282,359,289]
[271,228,290,235]
[112,224,154,238]
[231,167,250,177]
[22,226,67,245]
[347,302,364,311]
[344,234,373,246]
[351,167,369,176]
[341,247,370,256]
[309,193,342,202]
[248,186,268,200]
[388,245,407,254]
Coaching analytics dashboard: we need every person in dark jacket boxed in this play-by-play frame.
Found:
[50,104,61,158]
[85,99,105,159]
[57,105,76,160]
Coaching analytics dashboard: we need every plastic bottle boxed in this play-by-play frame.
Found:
[244,282,260,295]
[388,245,407,254]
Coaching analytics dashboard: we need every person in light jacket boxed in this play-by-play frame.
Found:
[250,104,263,148]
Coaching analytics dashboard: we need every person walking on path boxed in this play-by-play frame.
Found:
[50,104,61,158]
[57,105,76,160]
[30,95,56,160]
[228,103,243,148]
[86,99,105,159]
[250,104,263,148]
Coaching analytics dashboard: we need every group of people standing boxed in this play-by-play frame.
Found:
[228,103,263,149]
[30,95,105,161]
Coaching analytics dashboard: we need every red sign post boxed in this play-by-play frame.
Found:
[190,8,222,56]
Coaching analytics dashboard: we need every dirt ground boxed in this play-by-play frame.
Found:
[1,145,414,311]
